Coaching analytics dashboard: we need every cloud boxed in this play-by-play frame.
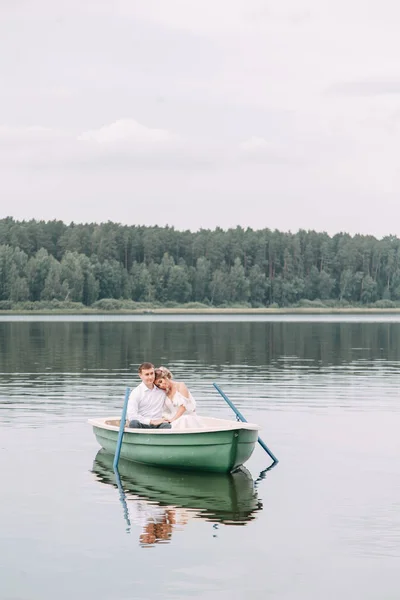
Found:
[3,0,400,238]
[0,120,295,171]
[0,120,315,173]
[0,120,217,170]
[76,119,217,169]
[239,136,303,165]
[78,118,179,146]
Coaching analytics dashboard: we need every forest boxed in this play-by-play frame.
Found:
[0,216,399,309]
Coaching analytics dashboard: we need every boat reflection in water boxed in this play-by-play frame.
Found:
[92,450,263,547]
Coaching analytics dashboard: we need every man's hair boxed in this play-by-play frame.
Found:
[138,362,154,373]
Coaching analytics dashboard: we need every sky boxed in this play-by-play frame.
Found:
[1,0,400,237]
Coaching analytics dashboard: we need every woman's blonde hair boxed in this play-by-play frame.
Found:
[155,366,173,379]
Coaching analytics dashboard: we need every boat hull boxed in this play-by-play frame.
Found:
[89,417,259,473]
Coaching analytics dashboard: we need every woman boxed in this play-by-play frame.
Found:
[154,367,204,430]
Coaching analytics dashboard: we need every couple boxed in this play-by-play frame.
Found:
[127,362,204,430]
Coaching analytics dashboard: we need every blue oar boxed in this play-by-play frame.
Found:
[213,382,279,465]
[113,465,131,533]
[113,387,131,470]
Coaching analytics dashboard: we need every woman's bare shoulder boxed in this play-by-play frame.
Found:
[176,381,189,396]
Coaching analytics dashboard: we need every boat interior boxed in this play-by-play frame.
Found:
[90,416,260,433]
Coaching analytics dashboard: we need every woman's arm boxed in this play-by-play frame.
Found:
[168,405,186,422]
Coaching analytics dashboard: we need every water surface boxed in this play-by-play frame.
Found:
[1,319,400,599]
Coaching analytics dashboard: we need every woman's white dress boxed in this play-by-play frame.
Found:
[163,389,204,430]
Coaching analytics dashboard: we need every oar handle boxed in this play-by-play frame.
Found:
[113,387,130,470]
[213,382,278,465]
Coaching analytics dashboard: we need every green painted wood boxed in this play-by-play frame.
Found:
[92,424,258,473]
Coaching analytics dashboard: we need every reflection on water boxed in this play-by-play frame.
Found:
[92,450,263,547]
[3,320,400,428]
[2,320,400,374]
[2,320,400,599]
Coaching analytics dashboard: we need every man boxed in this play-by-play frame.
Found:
[127,362,171,429]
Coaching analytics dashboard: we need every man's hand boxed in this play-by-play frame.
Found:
[150,418,166,426]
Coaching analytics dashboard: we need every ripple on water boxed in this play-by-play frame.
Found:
[1,357,400,427]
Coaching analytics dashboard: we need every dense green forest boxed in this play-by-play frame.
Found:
[0,217,399,309]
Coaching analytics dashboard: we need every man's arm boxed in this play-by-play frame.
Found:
[127,387,151,425]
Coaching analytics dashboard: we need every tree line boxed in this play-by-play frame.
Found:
[0,216,399,307]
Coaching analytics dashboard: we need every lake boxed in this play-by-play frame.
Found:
[1,317,400,600]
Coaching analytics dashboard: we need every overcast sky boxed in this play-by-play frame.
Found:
[1,0,400,237]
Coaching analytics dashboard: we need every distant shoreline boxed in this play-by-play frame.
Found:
[3,307,400,315]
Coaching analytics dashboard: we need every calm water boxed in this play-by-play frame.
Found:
[1,319,400,600]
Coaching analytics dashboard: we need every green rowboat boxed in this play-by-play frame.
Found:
[89,416,260,473]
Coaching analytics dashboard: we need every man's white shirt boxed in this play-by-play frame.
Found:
[127,382,166,425]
